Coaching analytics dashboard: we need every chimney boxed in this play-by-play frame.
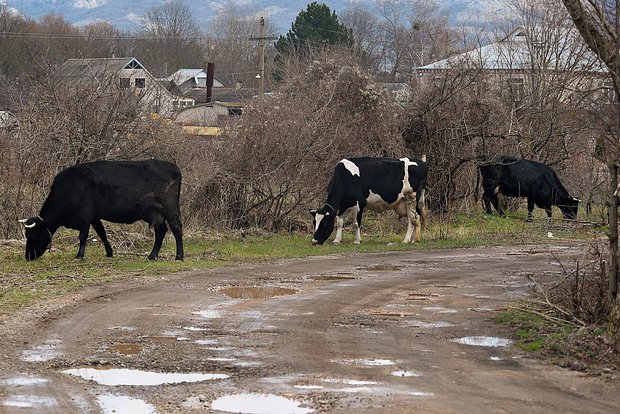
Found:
[206,62,215,103]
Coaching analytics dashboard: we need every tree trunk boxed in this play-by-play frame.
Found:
[613,159,620,335]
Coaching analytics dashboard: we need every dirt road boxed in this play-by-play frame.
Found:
[1,242,619,413]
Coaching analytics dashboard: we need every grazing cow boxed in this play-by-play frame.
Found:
[478,155,579,220]
[19,159,184,261]
[310,156,428,245]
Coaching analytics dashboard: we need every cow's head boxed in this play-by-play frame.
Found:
[19,216,52,261]
[310,206,336,245]
[559,196,580,220]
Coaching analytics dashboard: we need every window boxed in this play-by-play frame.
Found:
[135,78,146,88]
[119,77,130,88]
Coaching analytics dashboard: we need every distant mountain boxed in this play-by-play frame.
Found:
[3,0,511,35]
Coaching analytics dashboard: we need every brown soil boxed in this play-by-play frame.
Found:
[1,241,619,413]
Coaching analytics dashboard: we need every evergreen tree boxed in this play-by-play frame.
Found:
[275,2,354,56]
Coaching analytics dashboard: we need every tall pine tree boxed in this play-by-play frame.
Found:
[275,2,354,56]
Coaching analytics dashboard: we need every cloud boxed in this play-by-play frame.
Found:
[73,0,108,9]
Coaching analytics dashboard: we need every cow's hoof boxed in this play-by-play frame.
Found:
[175,255,184,261]
[332,240,341,245]
[353,240,361,245]
[147,255,157,261]
[106,252,113,258]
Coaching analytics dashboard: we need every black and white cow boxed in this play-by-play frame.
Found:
[311,156,428,245]
[19,159,184,261]
[479,155,579,220]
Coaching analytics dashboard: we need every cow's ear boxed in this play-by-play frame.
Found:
[325,212,331,216]
[309,209,317,217]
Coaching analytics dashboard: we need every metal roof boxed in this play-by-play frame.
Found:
[417,27,603,73]
[167,69,225,88]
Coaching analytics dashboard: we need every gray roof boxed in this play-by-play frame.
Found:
[418,27,603,73]
[167,69,225,88]
[56,57,145,81]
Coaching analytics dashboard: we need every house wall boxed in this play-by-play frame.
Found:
[175,105,219,126]
[118,68,174,116]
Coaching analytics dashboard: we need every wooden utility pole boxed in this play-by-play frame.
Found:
[250,17,277,98]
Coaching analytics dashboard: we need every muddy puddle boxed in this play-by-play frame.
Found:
[391,370,419,377]
[310,275,355,281]
[219,286,297,299]
[21,339,62,362]
[358,264,401,272]
[97,394,156,414]
[2,395,57,409]
[62,368,229,386]
[211,393,313,414]
[452,336,512,347]
[109,343,142,355]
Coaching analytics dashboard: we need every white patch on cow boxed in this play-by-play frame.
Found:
[400,158,418,194]
[340,159,360,177]
[314,213,325,232]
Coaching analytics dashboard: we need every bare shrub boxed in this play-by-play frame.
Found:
[0,73,184,239]
[202,50,407,231]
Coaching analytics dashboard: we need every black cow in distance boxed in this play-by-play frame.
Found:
[478,155,579,220]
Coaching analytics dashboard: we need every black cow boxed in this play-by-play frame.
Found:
[479,155,579,220]
[310,156,428,245]
[19,159,184,261]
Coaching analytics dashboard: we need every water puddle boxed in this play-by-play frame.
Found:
[183,326,208,331]
[2,395,57,408]
[219,286,297,299]
[294,384,324,390]
[422,306,458,314]
[324,378,378,385]
[97,394,156,414]
[62,368,229,386]
[193,309,222,319]
[335,358,396,366]
[310,275,355,281]
[452,336,512,347]
[359,264,401,271]
[406,319,454,328]
[21,339,62,362]
[391,370,419,377]
[211,393,313,414]
[1,377,49,386]
[195,339,219,345]
[109,343,142,355]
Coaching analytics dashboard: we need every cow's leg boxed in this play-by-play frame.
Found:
[75,225,90,260]
[148,223,168,260]
[526,199,535,222]
[418,188,427,231]
[165,213,184,260]
[482,190,494,214]
[489,188,504,217]
[332,215,345,244]
[91,219,113,257]
[403,192,421,243]
[353,207,363,244]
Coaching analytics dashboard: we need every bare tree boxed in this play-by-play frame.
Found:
[138,0,206,76]
[560,0,620,333]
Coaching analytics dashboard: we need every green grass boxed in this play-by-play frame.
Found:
[495,309,572,353]
[0,211,604,316]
